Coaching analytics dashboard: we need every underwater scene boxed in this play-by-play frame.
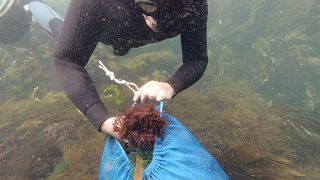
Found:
[0,0,319,179]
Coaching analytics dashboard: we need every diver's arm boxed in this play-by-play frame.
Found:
[165,1,208,96]
[133,2,208,102]
[53,0,109,130]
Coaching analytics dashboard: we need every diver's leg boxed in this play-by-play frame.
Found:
[47,18,62,41]
[24,0,62,40]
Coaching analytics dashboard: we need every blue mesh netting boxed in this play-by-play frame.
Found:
[99,113,228,180]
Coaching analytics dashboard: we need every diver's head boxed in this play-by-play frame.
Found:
[135,0,196,32]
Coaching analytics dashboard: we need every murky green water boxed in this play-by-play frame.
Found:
[0,0,319,179]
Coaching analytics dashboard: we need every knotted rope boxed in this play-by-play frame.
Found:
[98,60,140,93]
[99,60,163,113]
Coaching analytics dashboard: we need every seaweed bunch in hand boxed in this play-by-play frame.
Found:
[113,104,168,149]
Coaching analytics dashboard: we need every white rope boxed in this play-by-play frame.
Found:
[98,60,140,93]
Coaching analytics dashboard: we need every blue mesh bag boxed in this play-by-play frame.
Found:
[99,112,228,179]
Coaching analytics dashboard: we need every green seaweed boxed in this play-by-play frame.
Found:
[51,161,68,177]
[102,85,125,105]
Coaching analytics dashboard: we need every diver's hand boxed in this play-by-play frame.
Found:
[100,117,120,139]
[133,81,174,103]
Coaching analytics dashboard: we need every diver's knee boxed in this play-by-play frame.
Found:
[49,18,62,41]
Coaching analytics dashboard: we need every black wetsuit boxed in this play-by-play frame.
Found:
[53,0,208,130]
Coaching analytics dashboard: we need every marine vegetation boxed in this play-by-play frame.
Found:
[218,144,304,179]
[208,0,320,110]
[101,84,125,105]
[113,104,168,149]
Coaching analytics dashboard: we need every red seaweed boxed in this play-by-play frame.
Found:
[113,104,168,149]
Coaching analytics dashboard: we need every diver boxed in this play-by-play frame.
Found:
[55,0,208,137]
[0,0,62,43]
[0,0,209,137]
